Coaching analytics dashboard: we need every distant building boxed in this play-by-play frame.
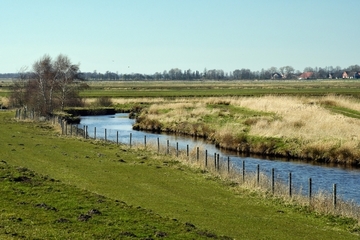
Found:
[271,72,283,79]
[355,72,360,79]
[298,72,314,80]
[342,71,349,79]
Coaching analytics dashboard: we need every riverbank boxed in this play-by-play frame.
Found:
[1,110,359,239]
[133,95,360,166]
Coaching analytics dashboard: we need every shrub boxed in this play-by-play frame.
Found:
[94,97,113,107]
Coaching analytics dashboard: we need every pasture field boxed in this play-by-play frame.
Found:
[80,80,360,98]
[2,78,360,98]
[0,110,359,239]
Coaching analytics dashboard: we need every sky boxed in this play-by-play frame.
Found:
[1,0,359,74]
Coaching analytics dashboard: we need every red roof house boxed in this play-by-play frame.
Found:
[298,72,314,79]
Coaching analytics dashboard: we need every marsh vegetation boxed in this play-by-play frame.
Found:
[132,95,360,165]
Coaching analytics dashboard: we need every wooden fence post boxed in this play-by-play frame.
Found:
[205,150,208,167]
[333,184,337,209]
[309,178,312,204]
[105,129,107,141]
[196,147,199,161]
[116,131,119,145]
[144,135,147,147]
[94,127,97,140]
[85,126,88,139]
[176,142,179,157]
[157,137,160,153]
[257,164,260,185]
[214,153,217,170]
[271,168,275,194]
[289,172,292,198]
[129,133,132,148]
[167,140,169,154]
[242,160,245,182]
[227,156,230,173]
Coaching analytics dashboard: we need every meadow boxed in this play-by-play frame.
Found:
[80,79,360,98]
[1,110,360,239]
[2,79,360,238]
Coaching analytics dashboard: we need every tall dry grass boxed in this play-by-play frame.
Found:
[134,95,360,164]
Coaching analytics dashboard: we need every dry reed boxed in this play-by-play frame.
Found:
[134,95,360,164]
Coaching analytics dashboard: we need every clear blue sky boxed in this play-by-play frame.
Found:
[1,0,359,74]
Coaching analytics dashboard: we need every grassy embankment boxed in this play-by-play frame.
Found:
[1,110,359,239]
[132,95,360,165]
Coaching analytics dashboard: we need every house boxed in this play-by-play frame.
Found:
[271,72,283,79]
[298,72,314,80]
[355,72,360,79]
[342,71,349,79]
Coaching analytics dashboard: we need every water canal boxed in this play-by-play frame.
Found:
[79,113,360,204]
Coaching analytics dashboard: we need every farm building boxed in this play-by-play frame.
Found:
[298,72,314,80]
[342,71,360,79]
[271,72,283,79]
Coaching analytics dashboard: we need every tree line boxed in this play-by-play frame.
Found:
[80,65,360,81]
[2,64,360,81]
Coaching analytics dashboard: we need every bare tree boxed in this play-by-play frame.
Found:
[11,54,82,116]
[32,55,57,114]
[53,54,80,110]
[9,66,30,108]
[279,66,295,79]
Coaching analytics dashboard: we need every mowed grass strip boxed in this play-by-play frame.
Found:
[0,111,358,239]
[0,163,218,239]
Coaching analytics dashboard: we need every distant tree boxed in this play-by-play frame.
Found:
[303,67,314,73]
[279,66,295,79]
[9,66,29,108]
[316,67,329,79]
[346,65,360,72]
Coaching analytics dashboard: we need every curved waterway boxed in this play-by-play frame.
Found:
[79,113,360,204]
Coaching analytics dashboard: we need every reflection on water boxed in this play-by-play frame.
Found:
[79,113,360,204]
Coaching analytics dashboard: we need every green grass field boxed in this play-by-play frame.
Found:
[3,79,360,99]
[79,80,360,98]
[0,110,359,239]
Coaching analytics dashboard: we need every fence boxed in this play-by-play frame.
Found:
[15,110,360,220]
[61,122,357,213]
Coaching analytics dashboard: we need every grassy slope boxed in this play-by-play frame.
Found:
[0,163,215,239]
[0,111,358,239]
